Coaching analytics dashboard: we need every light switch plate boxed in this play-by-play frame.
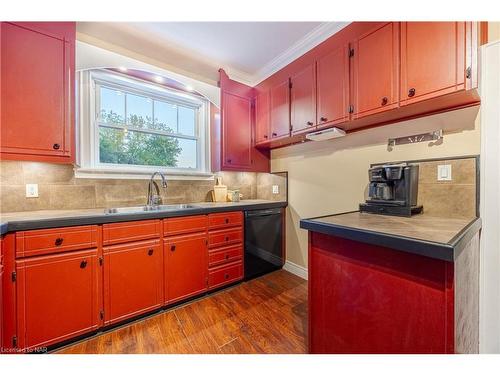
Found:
[272,185,279,194]
[437,164,452,181]
[26,183,39,198]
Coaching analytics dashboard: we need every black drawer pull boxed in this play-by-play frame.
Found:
[55,237,64,246]
[320,117,327,122]
[408,88,416,97]
[272,132,277,137]
[148,249,154,256]
[53,143,60,150]
[225,218,229,224]
[306,121,314,126]
[170,244,176,251]
[225,273,229,280]
[225,236,229,242]
[381,96,388,106]
[80,260,87,269]
[225,254,230,260]
[264,134,268,139]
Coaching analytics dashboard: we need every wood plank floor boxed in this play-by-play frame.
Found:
[56,270,308,354]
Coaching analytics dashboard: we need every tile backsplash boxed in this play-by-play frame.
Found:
[0,161,287,213]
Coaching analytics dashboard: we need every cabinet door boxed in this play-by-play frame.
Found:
[0,263,3,350]
[255,90,270,144]
[352,23,399,119]
[290,63,316,134]
[1,22,74,161]
[317,44,350,128]
[165,232,208,304]
[16,249,100,349]
[221,91,252,169]
[270,79,290,139]
[401,22,466,105]
[103,240,163,325]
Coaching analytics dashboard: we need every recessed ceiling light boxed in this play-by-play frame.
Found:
[153,75,164,83]
[185,85,194,91]
[118,66,128,72]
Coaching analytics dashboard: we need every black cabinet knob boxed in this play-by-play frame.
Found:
[320,117,328,122]
[225,236,229,242]
[263,134,268,139]
[225,254,230,260]
[225,274,229,279]
[80,260,87,269]
[225,218,229,224]
[53,143,61,150]
[227,159,232,164]
[55,237,64,246]
[408,88,416,97]
[272,132,277,137]
[148,249,154,256]
[306,121,314,126]
[170,244,176,251]
[381,97,388,105]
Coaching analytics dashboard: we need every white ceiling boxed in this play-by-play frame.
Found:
[77,22,349,86]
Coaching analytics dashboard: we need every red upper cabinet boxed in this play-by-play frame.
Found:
[221,91,253,169]
[215,69,269,172]
[16,249,100,349]
[164,232,208,304]
[290,63,316,135]
[316,44,350,128]
[270,79,291,139]
[352,23,399,119]
[255,90,270,144]
[103,240,163,326]
[0,22,75,163]
[400,22,467,105]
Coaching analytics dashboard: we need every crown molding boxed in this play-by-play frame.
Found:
[225,22,350,87]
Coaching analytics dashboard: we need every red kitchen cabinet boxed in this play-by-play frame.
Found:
[316,44,350,128]
[215,69,269,172]
[352,22,399,119]
[221,91,253,169]
[0,238,3,350]
[255,90,270,144]
[164,232,208,304]
[270,79,291,139]
[1,22,75,163]
[103,240,163,325]
[290,63,316,135]
[400,22,467,105]
[16,249,100,350]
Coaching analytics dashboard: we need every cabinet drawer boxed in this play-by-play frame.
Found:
[103,220,160,246]
[163,215,207,236]
[208,261,243,290]
[208,211,243,230]
[16,225,98,258]
[209,245,243,268]
[208,227,243,248]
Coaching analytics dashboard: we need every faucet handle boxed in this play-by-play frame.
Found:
[150,195,162,206]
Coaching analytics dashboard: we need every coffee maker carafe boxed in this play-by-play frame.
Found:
[360,163,423,217]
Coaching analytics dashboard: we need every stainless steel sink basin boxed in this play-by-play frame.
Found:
[104,204,200,214]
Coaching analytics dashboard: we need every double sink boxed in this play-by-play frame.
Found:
[104,204,200,215]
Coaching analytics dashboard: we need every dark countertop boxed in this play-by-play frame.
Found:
[300,211,481,262]
[0,200,287,235]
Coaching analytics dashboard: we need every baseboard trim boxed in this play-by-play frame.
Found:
[283,261,308,280]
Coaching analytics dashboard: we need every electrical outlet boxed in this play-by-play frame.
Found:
[437,164,452,181]
[26,184,39,198]
[272,185,279,194]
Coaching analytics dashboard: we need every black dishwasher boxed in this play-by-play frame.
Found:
[244,208,284,280]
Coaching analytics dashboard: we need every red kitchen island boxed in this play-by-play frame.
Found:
[300,212,481,354]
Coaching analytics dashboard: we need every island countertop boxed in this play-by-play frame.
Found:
[300,211,481,262]
[0,199,287,235]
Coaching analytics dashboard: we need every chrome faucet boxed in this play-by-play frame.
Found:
[147,171,168,207]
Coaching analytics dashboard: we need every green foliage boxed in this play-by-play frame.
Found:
[99,111,182,167]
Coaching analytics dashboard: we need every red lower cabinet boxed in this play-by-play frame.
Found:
[164,232,208,304]
[16,249,100,350]
[208,261,243,290]
[103,239,163,326]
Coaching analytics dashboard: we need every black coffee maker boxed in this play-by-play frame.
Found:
[359,163,423,217]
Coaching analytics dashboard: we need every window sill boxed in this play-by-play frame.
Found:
[74,167,215,181]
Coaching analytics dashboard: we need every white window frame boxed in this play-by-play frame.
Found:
[76,69,212,180]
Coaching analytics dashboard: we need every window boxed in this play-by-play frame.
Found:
[77,69,211,178]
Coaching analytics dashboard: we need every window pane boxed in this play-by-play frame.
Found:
[176,138,198,169]
[154,101,177,133]
[127,93,153,129]
[100,87,125,124]
[178,106,196,136]
[99,127,184,167]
